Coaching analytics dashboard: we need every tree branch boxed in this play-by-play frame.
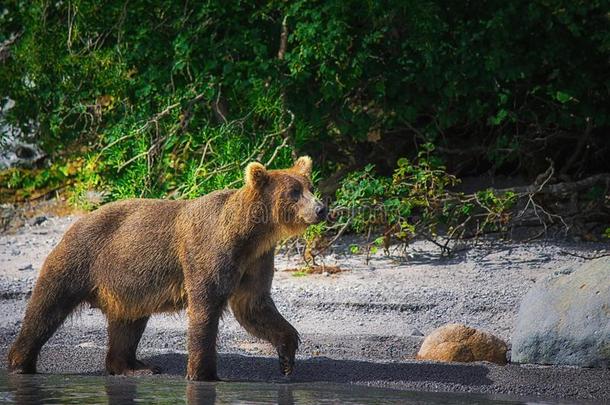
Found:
[494,173,610,196]
[277,15,288,60]
[0,32,22,62]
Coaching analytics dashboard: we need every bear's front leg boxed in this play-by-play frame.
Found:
[186,305,223,381]
[229,250,300,376]
[231,293,300,376]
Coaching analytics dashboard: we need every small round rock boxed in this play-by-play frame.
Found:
[416,323,508,365]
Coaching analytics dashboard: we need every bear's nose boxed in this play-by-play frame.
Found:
[315,204,328,221]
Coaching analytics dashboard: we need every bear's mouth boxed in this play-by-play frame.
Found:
[300,210,327,225]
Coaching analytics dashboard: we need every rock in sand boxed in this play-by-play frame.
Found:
[416,323,507,364]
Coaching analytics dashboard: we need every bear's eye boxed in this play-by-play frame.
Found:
[289,187,301,201]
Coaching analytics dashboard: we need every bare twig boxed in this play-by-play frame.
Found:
[67,1,75,51]
[264,110,295,166]
[98,92,205,158]
[277,15,288,60]
[213,84,228,124]
[0,32,22,62]
[276,14,296,160]
[326,217,352,247]
[559,251,610,260]
[265,136,290,167]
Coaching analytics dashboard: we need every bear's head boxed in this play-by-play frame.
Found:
[244,156,327,236]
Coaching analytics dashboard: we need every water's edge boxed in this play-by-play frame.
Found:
[0,371,553,405]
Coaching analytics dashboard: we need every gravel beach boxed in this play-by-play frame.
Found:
[0,215,608,402]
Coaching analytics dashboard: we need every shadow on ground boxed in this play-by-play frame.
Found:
[141,352,493,387]
[0,345,491,388]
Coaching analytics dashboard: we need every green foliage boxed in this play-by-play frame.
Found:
[282,0,609,169]
[303,220,326,246]
[333,145,518,250]
[0,159,83,201]
[1,0,296,200]
[1,1,608,214]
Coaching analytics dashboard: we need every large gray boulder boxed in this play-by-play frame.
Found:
[511,257,609,368]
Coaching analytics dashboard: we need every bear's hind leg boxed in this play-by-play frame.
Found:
[105,316,160,376]
[8,272,86,374]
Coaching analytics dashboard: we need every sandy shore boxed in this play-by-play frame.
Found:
[0,215,608,401]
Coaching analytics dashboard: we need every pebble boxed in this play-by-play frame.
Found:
[28,215,47,226]
[410,327,424,336]
[77,341,97,348]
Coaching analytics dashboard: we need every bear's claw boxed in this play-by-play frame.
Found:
[279,354,294,376]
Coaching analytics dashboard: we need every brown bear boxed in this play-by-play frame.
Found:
[7,156,326,381]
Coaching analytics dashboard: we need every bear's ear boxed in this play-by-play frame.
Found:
[293,156,312,178]
[245,161,268,188]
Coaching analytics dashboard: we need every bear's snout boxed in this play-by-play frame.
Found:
[296,189,327,225]
[303,200,327,224]
[315,203,328,222]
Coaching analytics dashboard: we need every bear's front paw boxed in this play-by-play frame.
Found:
[278,352,294,376]
[277,342,296,376]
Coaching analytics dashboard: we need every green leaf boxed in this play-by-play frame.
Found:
[555,91,572,104]
[491,109,508,125]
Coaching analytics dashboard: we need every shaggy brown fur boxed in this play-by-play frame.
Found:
[7,156,326,381]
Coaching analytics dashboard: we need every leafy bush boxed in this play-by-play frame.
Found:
[329,144,518,254]
[1,1,296,203]
[283,0,609,175]
[0,159,83,201]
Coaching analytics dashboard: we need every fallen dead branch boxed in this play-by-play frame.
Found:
[495,173,610,196]
[558,251,610,260]
[284,264,345,275]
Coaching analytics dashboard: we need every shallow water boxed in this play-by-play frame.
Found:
[0,371,545,405]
